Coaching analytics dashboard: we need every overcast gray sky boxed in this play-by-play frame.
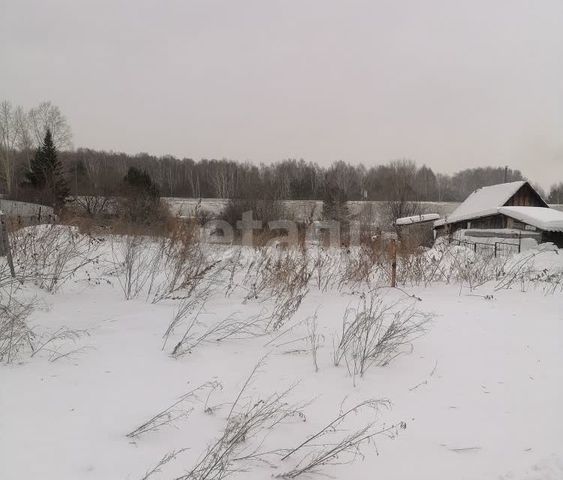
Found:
[2,0,562,189]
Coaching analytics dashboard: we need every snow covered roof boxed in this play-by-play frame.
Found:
[434,181,528,227]
[499,207,563,232]
[395,213,440,226]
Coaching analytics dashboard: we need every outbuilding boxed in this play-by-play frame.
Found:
[395,213,440,247]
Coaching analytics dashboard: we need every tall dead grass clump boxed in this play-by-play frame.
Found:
[333,293,431,378]
[9,223,102,293]
[0,281,35,363]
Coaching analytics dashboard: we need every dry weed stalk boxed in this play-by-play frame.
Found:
[305,312,324,373]
[127,381,222,439]
[140,449,189,480]
[0,281,35,363]
[31,327,90,362]
[175,361,306,480]
[278,398,404,479]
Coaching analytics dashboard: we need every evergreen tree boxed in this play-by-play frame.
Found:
[123,166,160,199]
[120,166,162,224]
[24,129,69,208]
[321,180,349,222]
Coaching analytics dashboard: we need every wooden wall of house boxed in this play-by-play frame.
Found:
[467,214,507,229]
[505,183,548,207]
[435,214,507,235]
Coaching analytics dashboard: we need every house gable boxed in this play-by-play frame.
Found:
[503,182,548,208]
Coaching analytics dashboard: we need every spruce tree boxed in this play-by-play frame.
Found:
[25,129,69,208]
[322,181,349,222]
[120,167,161,224]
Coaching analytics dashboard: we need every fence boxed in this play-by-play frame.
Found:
[0,199,56,230]
[449,238,521,257]
[0,199,54,217]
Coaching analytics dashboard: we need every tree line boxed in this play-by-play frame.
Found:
[1,99,562,208]
[58,151,534,203]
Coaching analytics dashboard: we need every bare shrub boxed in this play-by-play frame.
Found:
[73,194,115,217]
[148,223,220,304]
[10,224,101,293]
[218,197,285,233]
[337,246,388,291]
[333,293,431,377]
[109,219,221,303]
[396,239,506,291]
[237,248,312,331]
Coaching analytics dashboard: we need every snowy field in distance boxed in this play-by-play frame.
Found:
[162,198,461,223]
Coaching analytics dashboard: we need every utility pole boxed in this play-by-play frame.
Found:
[504,166,508,183]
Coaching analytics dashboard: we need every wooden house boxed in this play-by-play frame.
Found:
[434,181,563,247]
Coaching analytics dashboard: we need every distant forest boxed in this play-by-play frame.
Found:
[2,100,562,205]
[56,151,531,203]
[6,147,535,203]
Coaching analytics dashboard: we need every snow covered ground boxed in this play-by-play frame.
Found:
[1,229,562,480]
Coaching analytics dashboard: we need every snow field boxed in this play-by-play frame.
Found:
[0,227,562,480]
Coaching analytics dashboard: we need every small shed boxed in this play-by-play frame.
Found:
[395,213,440,247]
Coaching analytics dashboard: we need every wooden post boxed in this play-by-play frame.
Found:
[390,238,397,288]
[494,242,498,258]
[0,214,16,278]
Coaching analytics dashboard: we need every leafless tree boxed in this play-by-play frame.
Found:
[27,101,73,150]
[0,101,19,194]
